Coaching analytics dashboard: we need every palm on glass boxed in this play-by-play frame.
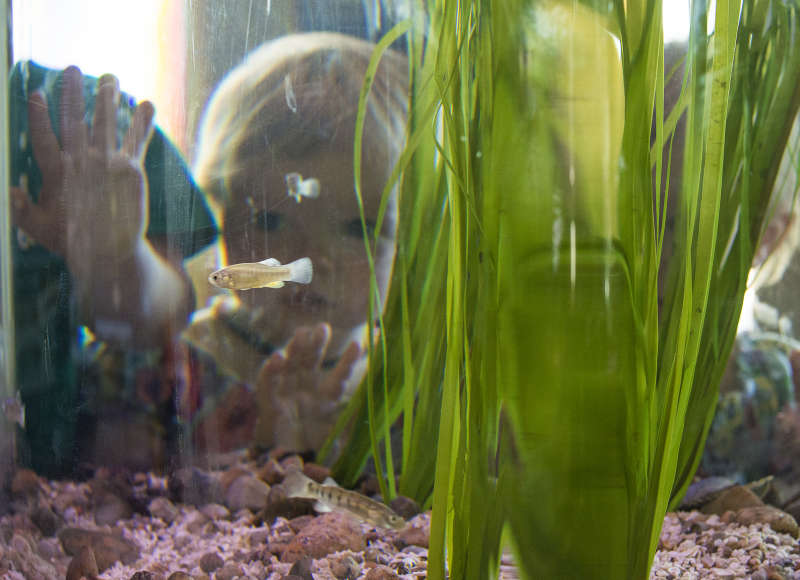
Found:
[11,66,155,270]
[255,322,362,451]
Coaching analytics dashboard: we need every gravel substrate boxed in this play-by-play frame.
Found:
[653,511,800,579]
[1,463,799,579]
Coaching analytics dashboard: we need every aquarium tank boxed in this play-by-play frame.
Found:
[1,1,800,579]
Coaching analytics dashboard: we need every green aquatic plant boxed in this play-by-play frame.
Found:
[668,0,800,512]
[324,0,800,578]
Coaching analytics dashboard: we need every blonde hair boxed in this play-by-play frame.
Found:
[193,32,409,213]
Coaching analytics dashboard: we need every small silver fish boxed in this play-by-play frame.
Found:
[282,470,406,530]
[208,257,313,290]
[286,172,320,203]
[2,391,25,428]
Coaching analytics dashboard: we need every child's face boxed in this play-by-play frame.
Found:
[219,140,397,355]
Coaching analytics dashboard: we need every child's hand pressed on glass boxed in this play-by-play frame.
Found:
[255,322,362,451]
[11,66,155,271]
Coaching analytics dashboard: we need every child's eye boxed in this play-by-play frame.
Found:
[344,219,376,238]
[253,210,283,231]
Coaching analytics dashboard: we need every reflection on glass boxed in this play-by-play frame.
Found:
[8,8,407,474]
[185,32,407,454]
[4,2,800,579]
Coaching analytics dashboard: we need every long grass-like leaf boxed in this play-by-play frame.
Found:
[352,18,412,501]
[331,2,800,578]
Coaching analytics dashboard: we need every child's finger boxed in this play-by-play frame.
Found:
[122,100,155,161]
[257,351,287,384]
[10,186,54,251]
[309,322,331,363]
[92,74,120,157]
[59,66,87,159]
[321,340,360,400]
[284,325,310,367]
[287,323,330,369]
[27,91,62,182]
[258,351,295,399]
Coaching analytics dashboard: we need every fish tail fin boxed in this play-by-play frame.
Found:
[286,257,313,284]
[282,469,316,498]
[302,178,320,198]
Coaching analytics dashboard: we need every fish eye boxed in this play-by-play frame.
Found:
[253,210,284,232]
[344,218,376,238]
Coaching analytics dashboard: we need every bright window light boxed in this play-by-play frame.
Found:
[664,1,690,43]
[12,0,163,104]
